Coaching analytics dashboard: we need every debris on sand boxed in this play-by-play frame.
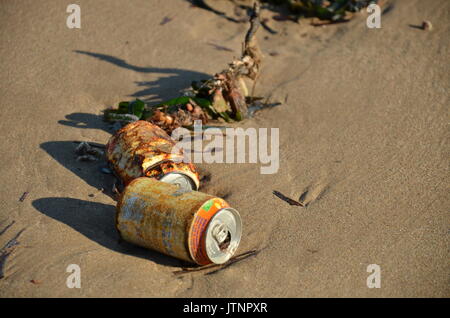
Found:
[193,1,382,25]
[19,192,29,202]
[268,0,381,23]
[75,141,104,162]
[160,16,174,26]
[0,221,15,236]
[104,99,145,124]
[76,154,98,162]
[148,101,209,133]
[104,2,268,134]
[422,20,432,31]
[173,249,260,276]
[0,227,25,279]
[273,190,304,207]
[100,167,112,174]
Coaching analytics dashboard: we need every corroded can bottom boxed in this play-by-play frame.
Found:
[106,120,200,190]
[146,161,200,192]
[116,177,242,265]
[159,172,196,193]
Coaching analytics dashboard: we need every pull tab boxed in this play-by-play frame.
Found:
[211,223,229,245]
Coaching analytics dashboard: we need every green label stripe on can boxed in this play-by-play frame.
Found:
[202,200,213,212]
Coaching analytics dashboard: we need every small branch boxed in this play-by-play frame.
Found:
[273,190,304,207]
[173,249,260,276]
[243,1,261,56]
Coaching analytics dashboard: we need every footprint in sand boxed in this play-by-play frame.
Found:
[299,182,329,207]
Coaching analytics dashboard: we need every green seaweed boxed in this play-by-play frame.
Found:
[104,98,145,122]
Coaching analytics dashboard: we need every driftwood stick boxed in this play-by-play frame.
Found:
[172,249,260,276]
[243,1,261,57]
[218,1,262,119]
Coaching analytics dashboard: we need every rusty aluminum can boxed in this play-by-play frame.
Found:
[116,177,242,265]
[106,120,199,192]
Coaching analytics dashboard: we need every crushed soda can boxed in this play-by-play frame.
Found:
[116,177,242,265]
[106,120,199,192]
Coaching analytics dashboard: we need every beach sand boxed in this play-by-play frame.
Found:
[0,0,448,297]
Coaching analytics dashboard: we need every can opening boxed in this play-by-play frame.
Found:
[218,231,231,251]
[204,208,242,264]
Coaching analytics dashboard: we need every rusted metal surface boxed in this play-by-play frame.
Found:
[116,177,242,265]
[106,120,199,190]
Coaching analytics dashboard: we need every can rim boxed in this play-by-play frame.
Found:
[204,207,242,265]
[159,172,198,192]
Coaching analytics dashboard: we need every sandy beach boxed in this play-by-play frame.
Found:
[0,0,448,297]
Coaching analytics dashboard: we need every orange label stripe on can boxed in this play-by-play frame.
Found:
[189,198,229,265]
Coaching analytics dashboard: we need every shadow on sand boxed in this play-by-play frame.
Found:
[73,50,210,103]
[40,141,115,196]
[58,112,114,135]
[51,51,213,191]
[37,52,214,266]
[32,197,184,267]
